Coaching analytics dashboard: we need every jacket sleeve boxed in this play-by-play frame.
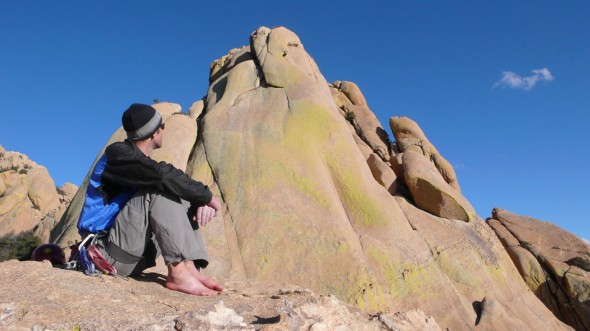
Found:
[101,142,213,206]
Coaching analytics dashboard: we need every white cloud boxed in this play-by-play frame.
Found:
[494,68,554,90]
[583,238,590,246]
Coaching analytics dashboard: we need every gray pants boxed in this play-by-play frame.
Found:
[96,189,209,277]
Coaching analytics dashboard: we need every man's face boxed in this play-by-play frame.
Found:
[153,123,165,149]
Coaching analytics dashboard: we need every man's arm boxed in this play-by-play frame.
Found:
[102,141,213,206]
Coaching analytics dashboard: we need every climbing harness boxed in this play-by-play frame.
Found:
[67,232,128,280]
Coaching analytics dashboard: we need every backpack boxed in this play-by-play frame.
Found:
[77,154,136,234]
[73,153,134,279]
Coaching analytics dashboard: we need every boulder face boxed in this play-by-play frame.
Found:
[331,80,390,160]
[389,116,460,192]
[488,208,590,331]
[0,146,77,241]
[402,151,475,222]
[51,26,571,330]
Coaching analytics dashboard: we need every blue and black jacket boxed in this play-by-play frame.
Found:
[77,140,213,234]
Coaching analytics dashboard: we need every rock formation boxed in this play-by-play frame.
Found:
[0,145,77,241]
[389,116,460,192]
[488,208,590,330]
[49,26,573,330]
[331,80,391,161]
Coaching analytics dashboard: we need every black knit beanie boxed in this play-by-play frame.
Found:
[122,103,162,141]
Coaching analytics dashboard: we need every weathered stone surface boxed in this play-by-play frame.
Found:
[394,196,568,330]
[329,84,352,109]
[25,166,60,213]
[151,113,197,171]
[209,46,253,84]
[0,179,27,215]
[153,101,182,120]
[189,99,205,119]
[59,182,78,202]
[0,196,34,235]
[34,183,79,242]
[338,111,376,162]
[332,81,390,160]
[0,259,441,330]
[475,296,529,330]
[50,184,87,245]
[367,153,398,194]
[390,116,460,192]
[207,58,260,111]
[251,26,319,89]
[489,208,590,330]
[389,152,404,181]
[487,218,520,247]
[376,310,441,331]
[0,176,5,196]
[403,151,475,222]
[487,217,559,316]
[334,80,368,106]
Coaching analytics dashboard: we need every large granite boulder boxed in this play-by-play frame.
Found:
[402,151,475,222]
[51,26,571,330]
[488,208,590,330]
[386,116,475,221]
[390,116,460,192]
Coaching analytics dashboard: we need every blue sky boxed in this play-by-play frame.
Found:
[1,1,588,242]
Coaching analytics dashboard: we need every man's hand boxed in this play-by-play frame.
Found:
[194,197,221,227]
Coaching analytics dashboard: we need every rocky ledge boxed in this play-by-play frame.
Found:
[0,259,441,330]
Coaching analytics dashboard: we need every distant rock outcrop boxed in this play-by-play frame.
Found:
[0,145,77,241]
[50,26,571,330]
[488,208,590,330]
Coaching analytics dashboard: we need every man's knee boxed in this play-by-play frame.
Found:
[148,190,188,212]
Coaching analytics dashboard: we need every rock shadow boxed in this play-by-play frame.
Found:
[252,315,281,325]
[133,272,167,287]
[472,300,482,326]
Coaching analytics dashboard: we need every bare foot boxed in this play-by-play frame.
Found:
[184,261,224,292]
[166,262,219,296]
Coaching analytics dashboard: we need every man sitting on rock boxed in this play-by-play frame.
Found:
[77,103,223,296]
